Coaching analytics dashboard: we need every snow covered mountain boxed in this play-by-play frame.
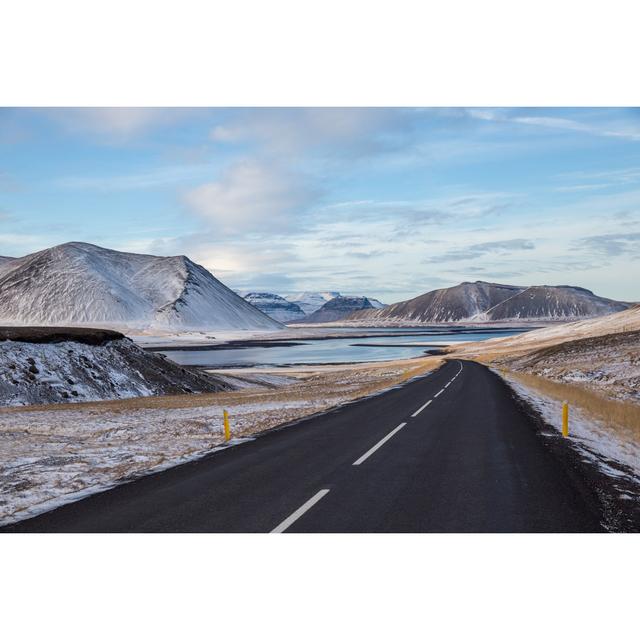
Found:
[475,285,630,321]
[0,327,229,406]
[284,291,340,315]
[0,242,282,332]
[283,291,385,315]
[243,292,306,323]
[293,296,376,323]
[348,281,631,324]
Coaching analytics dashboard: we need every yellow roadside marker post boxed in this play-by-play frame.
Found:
[562,401,569,437]
[223,409,231,442]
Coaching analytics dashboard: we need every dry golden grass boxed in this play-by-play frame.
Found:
[505,369,640,442]
[400,356,444,381]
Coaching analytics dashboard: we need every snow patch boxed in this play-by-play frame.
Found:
[499,371,640,481]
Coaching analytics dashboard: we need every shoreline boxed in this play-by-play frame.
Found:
[139,324,534,351]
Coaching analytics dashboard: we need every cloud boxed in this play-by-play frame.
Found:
[316,193,515,237]
[554,167,640,193]
[0,171,20,192]
[345,249,393,259]
[184,160,319,235]
[444,265,526,280]
[467,109,640,142]
[53,164,213,191]
[512,116,590,132]
[575,232,640,257]
[0,109,31,144]
[554,183,614,193]
[472,238,536,252]
[210,108,415,157]
[40,108,202,142]
[231,271,299,293]
[0,233,52,255]
[423,238,535,263]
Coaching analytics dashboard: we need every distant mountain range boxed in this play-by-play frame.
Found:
[282,291,341,315]
[0,244,630,333]
[244,291,385,322]
[243,292,306,323]
[291,296,382,323]
[348,281,632,325]
[0,242,282,332]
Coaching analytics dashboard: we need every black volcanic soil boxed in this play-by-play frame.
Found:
[0,326,125,346]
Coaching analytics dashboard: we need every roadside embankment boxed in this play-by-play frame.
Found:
[0,329,229,406]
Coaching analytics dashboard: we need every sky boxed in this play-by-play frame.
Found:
[0,107,639,303]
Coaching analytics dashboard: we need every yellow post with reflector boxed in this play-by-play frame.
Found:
[223,409,231,441]
[562,401,569,437]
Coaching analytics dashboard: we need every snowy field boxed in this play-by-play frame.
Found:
[0,357,439,526]
[0,397,324,525]
[500,372,640,489]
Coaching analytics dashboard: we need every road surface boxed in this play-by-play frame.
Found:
[2,360,604,532]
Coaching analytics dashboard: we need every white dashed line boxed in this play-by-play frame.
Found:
[353,423,407,466]
[409,362,464,420]
[271,489,330,533]
[411,399,432,417]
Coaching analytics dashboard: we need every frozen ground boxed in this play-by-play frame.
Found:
[0,397,322,525]
[501,372,640,487]
[452,306,640,404]
[0,334,227,406]
[0,356,439,526]
[497,330,640,403]
[454,304,640,359]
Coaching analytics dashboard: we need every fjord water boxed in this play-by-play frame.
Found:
[159,327,527,368]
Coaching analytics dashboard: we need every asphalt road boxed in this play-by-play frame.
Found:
[2,360,605,533]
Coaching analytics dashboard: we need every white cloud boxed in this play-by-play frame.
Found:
[553,168,640,194]
[554,183,614,193]
[53,164,213,191]
[210,108,411,156]
[0,233,52,256]
[511,116,590,132]
[0,171,20,191]
[130,233,304,293]
[422,238,535,263]
[184,161,319,235]
[467,109,640,142]
[41,107,201,141]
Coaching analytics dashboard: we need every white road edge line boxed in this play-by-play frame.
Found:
[411,399,432,417]
[271,489,331,533]
[353,423,407,466]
